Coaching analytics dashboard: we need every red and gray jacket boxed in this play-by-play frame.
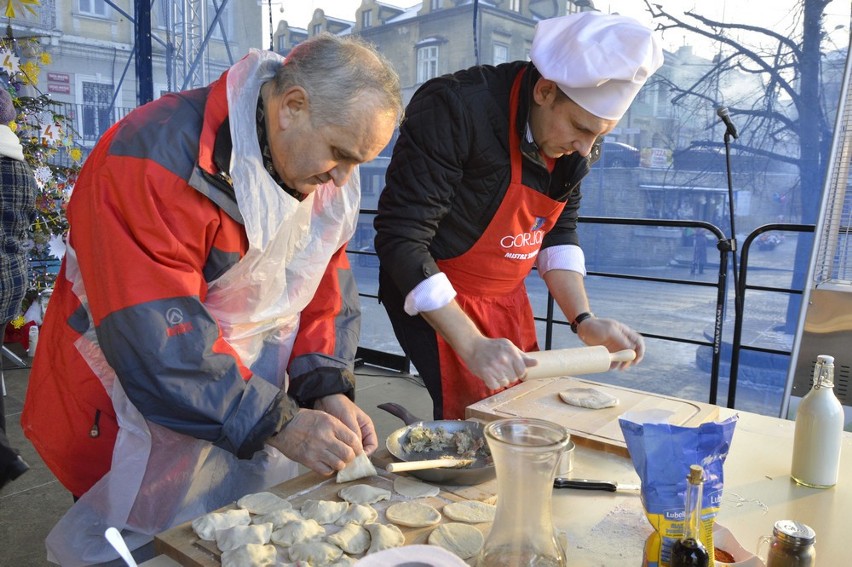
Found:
[22,68,360,498]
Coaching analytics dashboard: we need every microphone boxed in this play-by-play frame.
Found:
[716,107,739,139]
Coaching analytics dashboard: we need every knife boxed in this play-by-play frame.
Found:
[553,478,641,492]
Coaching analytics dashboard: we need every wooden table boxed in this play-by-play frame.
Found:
[147,393,852,566]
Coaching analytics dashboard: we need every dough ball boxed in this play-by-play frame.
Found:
[270,518,325,547]
[236,491,291,515]
[301,499,349,524]
[220,543,277,567]
[252,507,302,529]
[215,523,272,552]
[385,501,442,527]
[337,452,377,483]
[365,522,406,553]
[558,387,619,409]
[288,540,343,564]
[393,476,440,499]
[334,503,379,526]
[338,484,392,505]
[191,508,250,541]
[443,500,496,523]
[428,522,485,560]
[327,521,371,555]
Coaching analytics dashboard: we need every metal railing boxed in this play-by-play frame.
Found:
[351,210,814,411]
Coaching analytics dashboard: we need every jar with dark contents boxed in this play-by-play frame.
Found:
[760,520,816,567]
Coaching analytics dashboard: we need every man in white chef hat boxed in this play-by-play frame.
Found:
[375,12,664,420]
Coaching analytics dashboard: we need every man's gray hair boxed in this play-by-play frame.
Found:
[272,34,403,128]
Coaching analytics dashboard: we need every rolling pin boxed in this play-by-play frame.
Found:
[522,346,636,381]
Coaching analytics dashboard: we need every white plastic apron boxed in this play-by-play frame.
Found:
[45,49,360,565]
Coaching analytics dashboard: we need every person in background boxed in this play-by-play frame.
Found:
[375,12,660,420]
[0,86,34,490]
[22,34,402,563]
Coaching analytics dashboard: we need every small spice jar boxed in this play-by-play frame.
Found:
[758,520,816,567]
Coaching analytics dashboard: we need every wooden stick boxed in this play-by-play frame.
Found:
[385,458,475,473]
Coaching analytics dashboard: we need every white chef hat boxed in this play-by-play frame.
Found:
[530,12,663,121]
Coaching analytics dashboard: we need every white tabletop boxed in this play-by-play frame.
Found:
[146,406,849,566]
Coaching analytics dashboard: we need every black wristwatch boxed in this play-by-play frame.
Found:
[570,312,595,334]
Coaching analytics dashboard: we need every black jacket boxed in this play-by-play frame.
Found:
[375,61,597,297]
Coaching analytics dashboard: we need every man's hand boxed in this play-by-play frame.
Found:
[460,336,538,390]
[267,395,377,476]
[576,317,645,369]
[314,394,378,456]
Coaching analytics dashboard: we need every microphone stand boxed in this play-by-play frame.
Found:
[721,129,742,409]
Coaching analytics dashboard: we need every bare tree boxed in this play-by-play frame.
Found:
[644,0,842,331]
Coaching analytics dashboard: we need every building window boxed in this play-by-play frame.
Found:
[81,81,114,142]
[493,43,509,65]
[313,24,323,35]
[431,0,443,9]
[362,10,372,28]
[277,35,287,52]
[509,0,521,11]
[417,46,439,83]
[79,0,108,17]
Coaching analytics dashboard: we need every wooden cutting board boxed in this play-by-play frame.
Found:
[465,377,719,457]
[154,469,495,566]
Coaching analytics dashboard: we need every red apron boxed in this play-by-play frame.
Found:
[436,69,566,419]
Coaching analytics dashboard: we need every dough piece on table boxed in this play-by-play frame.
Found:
[220,543,277,567]
[327,521,371,555]
[365,522,405,553]
[337,452,377,483]
[191,508,251,541]
[558,387,619,409]
[300,499,350,524]
[236,491,292,515]
[288,540,344,564]
[270,518,326,547]
[329,555,358,566]
[334,503,378,526]
[338,484,392,505]
[215,522,273,552]
[252,507,302,528]
[393,476,440,499]
[428,522,485,560]
[442,500,497,523]
[385,501,442,528]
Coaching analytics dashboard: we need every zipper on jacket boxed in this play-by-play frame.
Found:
[89,409,101,438]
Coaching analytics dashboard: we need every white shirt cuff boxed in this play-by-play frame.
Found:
[404,272,457,315]
[536,244,587,276]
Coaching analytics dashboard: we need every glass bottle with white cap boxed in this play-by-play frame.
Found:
[790,354,844,488]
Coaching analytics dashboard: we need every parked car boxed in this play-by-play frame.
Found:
[599,141,640,168]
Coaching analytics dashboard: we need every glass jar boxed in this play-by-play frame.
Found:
[476,418,570,567]
[757,520,816,567]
